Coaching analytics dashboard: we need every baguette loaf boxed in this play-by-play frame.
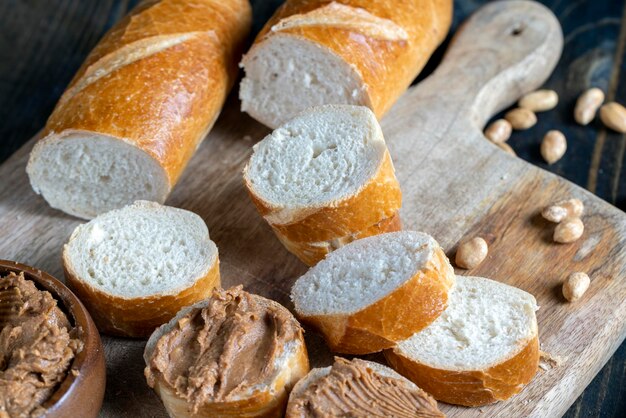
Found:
[286,358,444,417]
[385,276,540,406]
[27,0,251,219]
[144,287,309,418]
[240,0,452,128]
[63,201,220,337]
[290,231,455,354]
[244,105,402,265]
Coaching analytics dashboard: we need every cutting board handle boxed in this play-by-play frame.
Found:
[417,0,563,130]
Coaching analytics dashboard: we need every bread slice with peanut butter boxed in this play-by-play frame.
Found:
[144,286,309,418]
[286,357,444,418]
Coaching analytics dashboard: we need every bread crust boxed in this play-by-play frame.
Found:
[63,255,220,338]
[246,149,402,264]
[29,0,251,211]
[385,336,540,406]
[243,0,452,120]
[295,246,455,354]
[274,212,402,265]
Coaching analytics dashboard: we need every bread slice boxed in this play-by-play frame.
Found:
[290,231,455,354]
[385,276,540,406]
[144,287,310,418]
[63,201,220,337]
[244,105,402,265]
[286,358,443,418]
[239,0,452,128]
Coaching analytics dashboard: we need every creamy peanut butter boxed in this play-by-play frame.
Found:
[0,272,83,418]
[145,286,303,413]
[288,358,444,418]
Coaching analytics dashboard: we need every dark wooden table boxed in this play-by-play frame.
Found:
[1,0,624,416]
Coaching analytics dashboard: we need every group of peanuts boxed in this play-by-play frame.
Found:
[484,87,626,163]
[455,197,590,303]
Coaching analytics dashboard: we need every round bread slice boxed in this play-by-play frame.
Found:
[243,105,402,265]
[385,276,540,407]
[290,231,455,354]
[285,357,444,418]
[63,200,220,337]
[144,286,310,418]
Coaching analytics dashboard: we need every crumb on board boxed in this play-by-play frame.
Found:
[539,350,565,370]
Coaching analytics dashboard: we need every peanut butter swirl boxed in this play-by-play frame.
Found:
[288,358,444,418]
[145,286,303,413]
[0,272,82,418]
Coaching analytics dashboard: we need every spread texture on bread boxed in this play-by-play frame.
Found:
[144,286,310,418]
[291,231,455,354]
[385,276,540,406]
[286,358,444,418]
[27,0,252,219]
[240,0,453,128]
[63,201,220,337]
[244,105,402,265]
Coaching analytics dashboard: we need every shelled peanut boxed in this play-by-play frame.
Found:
[562,272,591,302]
[600,102,626,133]
[574,88,604,125]
[540,130,567,164]
[519,89,558,112]
[455,237,488,269]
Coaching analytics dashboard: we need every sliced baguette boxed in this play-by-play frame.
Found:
[385,275,540,406]
[290,231,455,354]
[286,358,443,418]
[244,105,402,265]
[63,201,220,337]
[144,287,310,418]
[27,0,251,219]
[239,0,452,128]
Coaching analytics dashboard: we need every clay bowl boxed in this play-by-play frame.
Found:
[0,260,106,418]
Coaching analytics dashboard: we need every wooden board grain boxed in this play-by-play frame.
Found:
[0,1,625,417]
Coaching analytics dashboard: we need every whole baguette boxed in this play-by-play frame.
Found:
[27,0,252,219]
[240,0,453,127]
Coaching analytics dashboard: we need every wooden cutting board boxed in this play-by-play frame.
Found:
[1,1,625,417]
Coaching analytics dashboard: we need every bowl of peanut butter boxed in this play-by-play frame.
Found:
[0,260,105,418]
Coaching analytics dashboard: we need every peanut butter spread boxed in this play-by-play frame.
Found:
[288,358,444,418]
[0,272,82,418]
[145,286,303,412]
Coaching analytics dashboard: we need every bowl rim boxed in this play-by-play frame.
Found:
[0,259,104,413]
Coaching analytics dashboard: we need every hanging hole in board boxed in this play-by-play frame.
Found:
[510,23,525,36]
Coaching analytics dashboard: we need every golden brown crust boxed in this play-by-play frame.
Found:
[63,257,221,338]
[296,247,455,354]
[275,212,402,265]
[150,321,310,417]
[246,150,401,245]
[40,0,252,188]
[248,0,452,118]
[384,336,540,406]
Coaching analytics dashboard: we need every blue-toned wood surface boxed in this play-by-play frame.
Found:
[0,1,624,416]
